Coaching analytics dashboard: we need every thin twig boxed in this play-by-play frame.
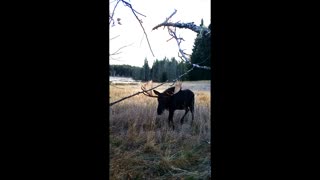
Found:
[110,43,134,56]
[121,0,146,17]
[110,35,120,41]
[121,0,154,57]
[109,56,123,61]
[109,0,121,25]
[153,9,177,31]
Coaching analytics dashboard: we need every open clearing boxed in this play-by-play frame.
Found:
[109,80,211,179]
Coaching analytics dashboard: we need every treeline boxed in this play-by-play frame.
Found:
[109,64,140,77]
[110,57,189,82]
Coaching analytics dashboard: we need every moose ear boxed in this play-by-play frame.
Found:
[153,90,160,96]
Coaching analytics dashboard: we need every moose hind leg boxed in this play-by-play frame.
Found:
[180,109,189,125]
[168,110,175,130]
[190,106,194,125]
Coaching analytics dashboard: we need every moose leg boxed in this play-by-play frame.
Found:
[168,110,175,130]
[180,108,189,125]
[190,105,194,125]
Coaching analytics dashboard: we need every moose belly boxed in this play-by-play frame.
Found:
[172,102,187,110]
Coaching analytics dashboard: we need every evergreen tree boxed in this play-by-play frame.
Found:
[167,57,177,80]
[142,58,150,81]
[132,67,142,80]
[151,59,159,82]
[177,61,189,81]
[188,22,211,80]
[140,67,145,81]
[158,58,165,82]
[110,64,135,77]
[160,72,168,82]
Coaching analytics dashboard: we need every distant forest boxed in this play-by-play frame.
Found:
[110,57,189,82]
[110,25,211,82]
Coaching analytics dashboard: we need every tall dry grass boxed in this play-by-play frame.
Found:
[109,82,211,179]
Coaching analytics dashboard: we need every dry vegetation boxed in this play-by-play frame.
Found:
[110,81,211,179]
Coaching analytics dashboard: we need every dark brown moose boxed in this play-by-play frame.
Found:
[141,81,195,130]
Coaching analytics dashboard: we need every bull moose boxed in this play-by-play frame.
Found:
[141,81,195,130]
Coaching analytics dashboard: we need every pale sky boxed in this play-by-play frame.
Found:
[109,0,211,67]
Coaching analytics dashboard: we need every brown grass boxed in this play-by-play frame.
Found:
[109,81,211,179]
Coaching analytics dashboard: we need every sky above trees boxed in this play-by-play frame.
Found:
[109,0,211,67]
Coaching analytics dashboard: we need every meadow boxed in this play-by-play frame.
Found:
[109,81,211,179]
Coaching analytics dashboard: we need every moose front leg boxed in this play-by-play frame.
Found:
[168,110,175,130]
[180,108,189,125]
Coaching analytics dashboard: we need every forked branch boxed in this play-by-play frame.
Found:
[152,9,211,36]
[152,10,211,70]
[153,22,210,36]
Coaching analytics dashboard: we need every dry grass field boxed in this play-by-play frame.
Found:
[109,81,211,179]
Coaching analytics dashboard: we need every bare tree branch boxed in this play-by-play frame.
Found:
[109,55,124,61]
[120,0,155,57]
[153,10,211,70]
[168,27,211,70]
[122,1,146,17]
[109,43,134,56]
[109,0,155,60]
[164,9,177,24]
[153,22,210,35]
[110,35,120,41]
[110,51,122,56]
[152,9,210,36]
[109,0,121,25]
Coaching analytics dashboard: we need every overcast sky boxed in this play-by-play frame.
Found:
[109,0,211,67]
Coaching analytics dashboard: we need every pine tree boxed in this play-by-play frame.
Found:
[188,22,211,80]
[151,59,158,81]
[142,58,150,81]
[168,57,177,80]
